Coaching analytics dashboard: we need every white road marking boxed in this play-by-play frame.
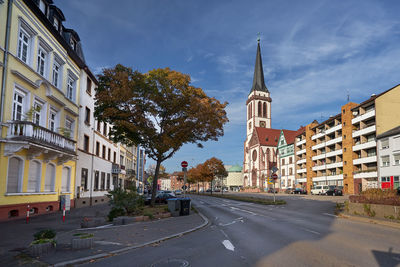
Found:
[218,217,244,227]
[230,206,257,215]
[301,228,321,235]
[222,240,235,251]
[199,201,205,204]
[220,229,229,239]
[95,241,123,245]
[323,213,338,217]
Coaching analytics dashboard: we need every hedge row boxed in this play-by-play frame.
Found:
[349,189,400,205]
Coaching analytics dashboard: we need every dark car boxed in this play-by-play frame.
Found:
[145,193,175,205]
[267,188,278,193]
[326,186,343,196]
[284,188,295,194]
[214,188,221,192]
[293,188,307,194]
[206,189,212,192]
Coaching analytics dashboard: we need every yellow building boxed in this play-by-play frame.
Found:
[0,0,87,220]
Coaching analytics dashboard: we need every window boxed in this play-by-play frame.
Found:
[38,0,47,14]
[85,107,90,125]
[97,121,101,132]
[102,145,106,158]
[344,135,346,140]
[70,38,76,50]
[394,154,400,165]
[53,17,59,30]
[342,109,345,114]
[367,148,376,157]
[83,135,89,152]
[86,77,92,95]
[382,156,390,167]
[66,75,75,101]
[101,172,105,190]
[381,139,389,149]
[44,163,55,192]
[27,161,41,191]
[289,157,293,164]
[37,46,47,77]
[258,101,262,116]
[394,176,399,182]
[81,168,88,190]
[12,91,24,121]
[52,60,60,88]
[114,151,117,163]
[103,123,107,136]
[381,177,389,182]
[65,117,74,137]
[33,101,42,125]
[94,171,99,190]
[282,169,285,176]
[120,155,125,166]
[48,108,57,132]
[108,148,111,161]
[61,167,71,192]
[107,173,111,189]
[263,102,267,117]
[282,159,285,165]
[17,27,30,63]
[7,157,23,193]
[96,142,100,156]
[289,168,293,175]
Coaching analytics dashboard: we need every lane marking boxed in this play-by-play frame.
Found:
[95,241,123,246]
[222,240,235,251]
[230,206,257,215]
[220,229,229,239]
[218,217,244,227]
[301,228,321,235]
[323,213,338,217]
[199,201,205,204]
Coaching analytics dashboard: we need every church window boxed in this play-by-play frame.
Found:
[252,150,257,161]
[263,102,267,117]
[258,101,262,116]
[250,103,252,117]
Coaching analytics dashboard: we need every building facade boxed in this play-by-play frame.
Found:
[377,126,400,190]
[277,130,298,190]
[225,165,243,191]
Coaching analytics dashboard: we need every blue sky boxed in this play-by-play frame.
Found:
[56,0,400,172]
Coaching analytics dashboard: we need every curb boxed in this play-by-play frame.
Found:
[338,213,400,229]
[53,209,209,267]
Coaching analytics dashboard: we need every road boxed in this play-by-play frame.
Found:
[82,194,400,267]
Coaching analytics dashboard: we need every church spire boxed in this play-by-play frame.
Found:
[250,39,268,93]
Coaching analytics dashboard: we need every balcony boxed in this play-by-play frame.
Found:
[312,131,325,141]
[352,125,376,138]
[312,153,326,161]
[353,171,378,179]
[313,174,343,182]
[352,140,376,151]
[326,149,342,158]
[126,169,136,176]
[312,142,325,150]
[112,164,121,174]
[312,164,326,171]
[296,139,306,146]
[296,168,307,174]
[297,158,306,164]
[3,121,76,163]
[352,109,375,124]
[297,178,307,183]
[325,124,342,135]
[353,155,377,165]
[296,148,306,155]
[326,162,343,169]
[326,136,342,146]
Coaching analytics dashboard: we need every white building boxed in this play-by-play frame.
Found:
[225,165,243,191]
[377,126,400,190]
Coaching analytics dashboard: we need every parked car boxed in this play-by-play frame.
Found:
[206,189,212,192]
[214,188,221,192]
[222,188,228,192]
[326,186,343,196]
[311,185,329,195]
[163,190,175,196]
[145,193,175,205]
[284,188,295,194]
[293,188,307,194]
[175,189,183,195]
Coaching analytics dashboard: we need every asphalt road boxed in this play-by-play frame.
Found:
[82,194,400,267]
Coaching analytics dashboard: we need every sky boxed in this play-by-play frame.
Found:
[56,0,400,172]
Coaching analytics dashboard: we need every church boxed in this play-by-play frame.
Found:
[243,40,299,190]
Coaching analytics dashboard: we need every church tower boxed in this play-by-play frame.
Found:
[246,39,272,138]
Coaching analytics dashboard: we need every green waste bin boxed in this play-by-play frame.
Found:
[180,198,191,216]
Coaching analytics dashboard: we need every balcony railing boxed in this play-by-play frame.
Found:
[112,164,121,174]
[6,121,76,152]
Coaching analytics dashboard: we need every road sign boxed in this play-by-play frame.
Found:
[272,173,278,180]
[271,166,278,174]
[181,161,188,168]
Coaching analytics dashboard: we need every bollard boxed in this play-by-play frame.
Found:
[26,205,30,224]
[62,204,66,222]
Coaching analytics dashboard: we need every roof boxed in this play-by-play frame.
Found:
[282,129,300,145]
[295,126,306,137]
[255,127,296,146]
[376,126,400,139]
[250,40,268,93]
[228,165,242,172]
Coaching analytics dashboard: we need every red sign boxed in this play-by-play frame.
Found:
[181,161,188,168]
[272,173,278,180]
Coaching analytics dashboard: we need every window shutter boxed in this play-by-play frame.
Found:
[45,164,55,191]
[7,158,21,193]
[28,161,40,192]
[61,167,70,192]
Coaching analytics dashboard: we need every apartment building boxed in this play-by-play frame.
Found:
[0,0,87,220]
[277,129,299,190]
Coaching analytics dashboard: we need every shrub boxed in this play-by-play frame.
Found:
[33,229,56,240]
[107,185,144,219]
[349,188,400,206]
[107,207,125,222]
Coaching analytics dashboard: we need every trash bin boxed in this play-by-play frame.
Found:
[179,198,191,216]
[167,198,180,217]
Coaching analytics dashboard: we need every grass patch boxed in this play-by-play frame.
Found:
[200,193,286,205]
[73,233,94,239]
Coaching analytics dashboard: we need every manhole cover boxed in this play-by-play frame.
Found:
[151,258,190,267]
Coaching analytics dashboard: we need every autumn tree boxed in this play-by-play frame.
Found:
[95,65,228,206]
[203,157,228,194]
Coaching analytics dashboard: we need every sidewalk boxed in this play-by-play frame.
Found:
[0,204,207,266]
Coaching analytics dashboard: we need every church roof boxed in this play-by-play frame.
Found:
[250,40,269,93]
[228,165,243,172]
[254,127,296,146]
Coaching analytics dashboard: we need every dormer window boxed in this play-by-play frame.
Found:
[70,39,76,50]
[53,17,59,31]
[39,0,47,15]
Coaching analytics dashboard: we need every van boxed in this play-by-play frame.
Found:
[311,185,329,195]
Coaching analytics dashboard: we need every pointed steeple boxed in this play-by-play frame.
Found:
[250,39,268,93]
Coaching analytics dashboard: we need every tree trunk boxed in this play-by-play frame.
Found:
[150,158,162,207]
[210,178,213,195]
[197,182,199,195]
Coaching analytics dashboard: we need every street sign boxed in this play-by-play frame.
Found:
[181,161,188,168]
[272,173,278,180]
[271,166,278,174]
[182,167,187,172]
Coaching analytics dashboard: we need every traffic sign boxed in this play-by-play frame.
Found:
[181,161,188,168]
[272,173,278,180]
[271,166,278,174]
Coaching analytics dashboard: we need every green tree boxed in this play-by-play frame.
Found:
[95,65,228,206]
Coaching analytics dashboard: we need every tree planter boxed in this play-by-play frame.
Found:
[71,238,94,249]
[346,202,400,221]
[29,241,55,256]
